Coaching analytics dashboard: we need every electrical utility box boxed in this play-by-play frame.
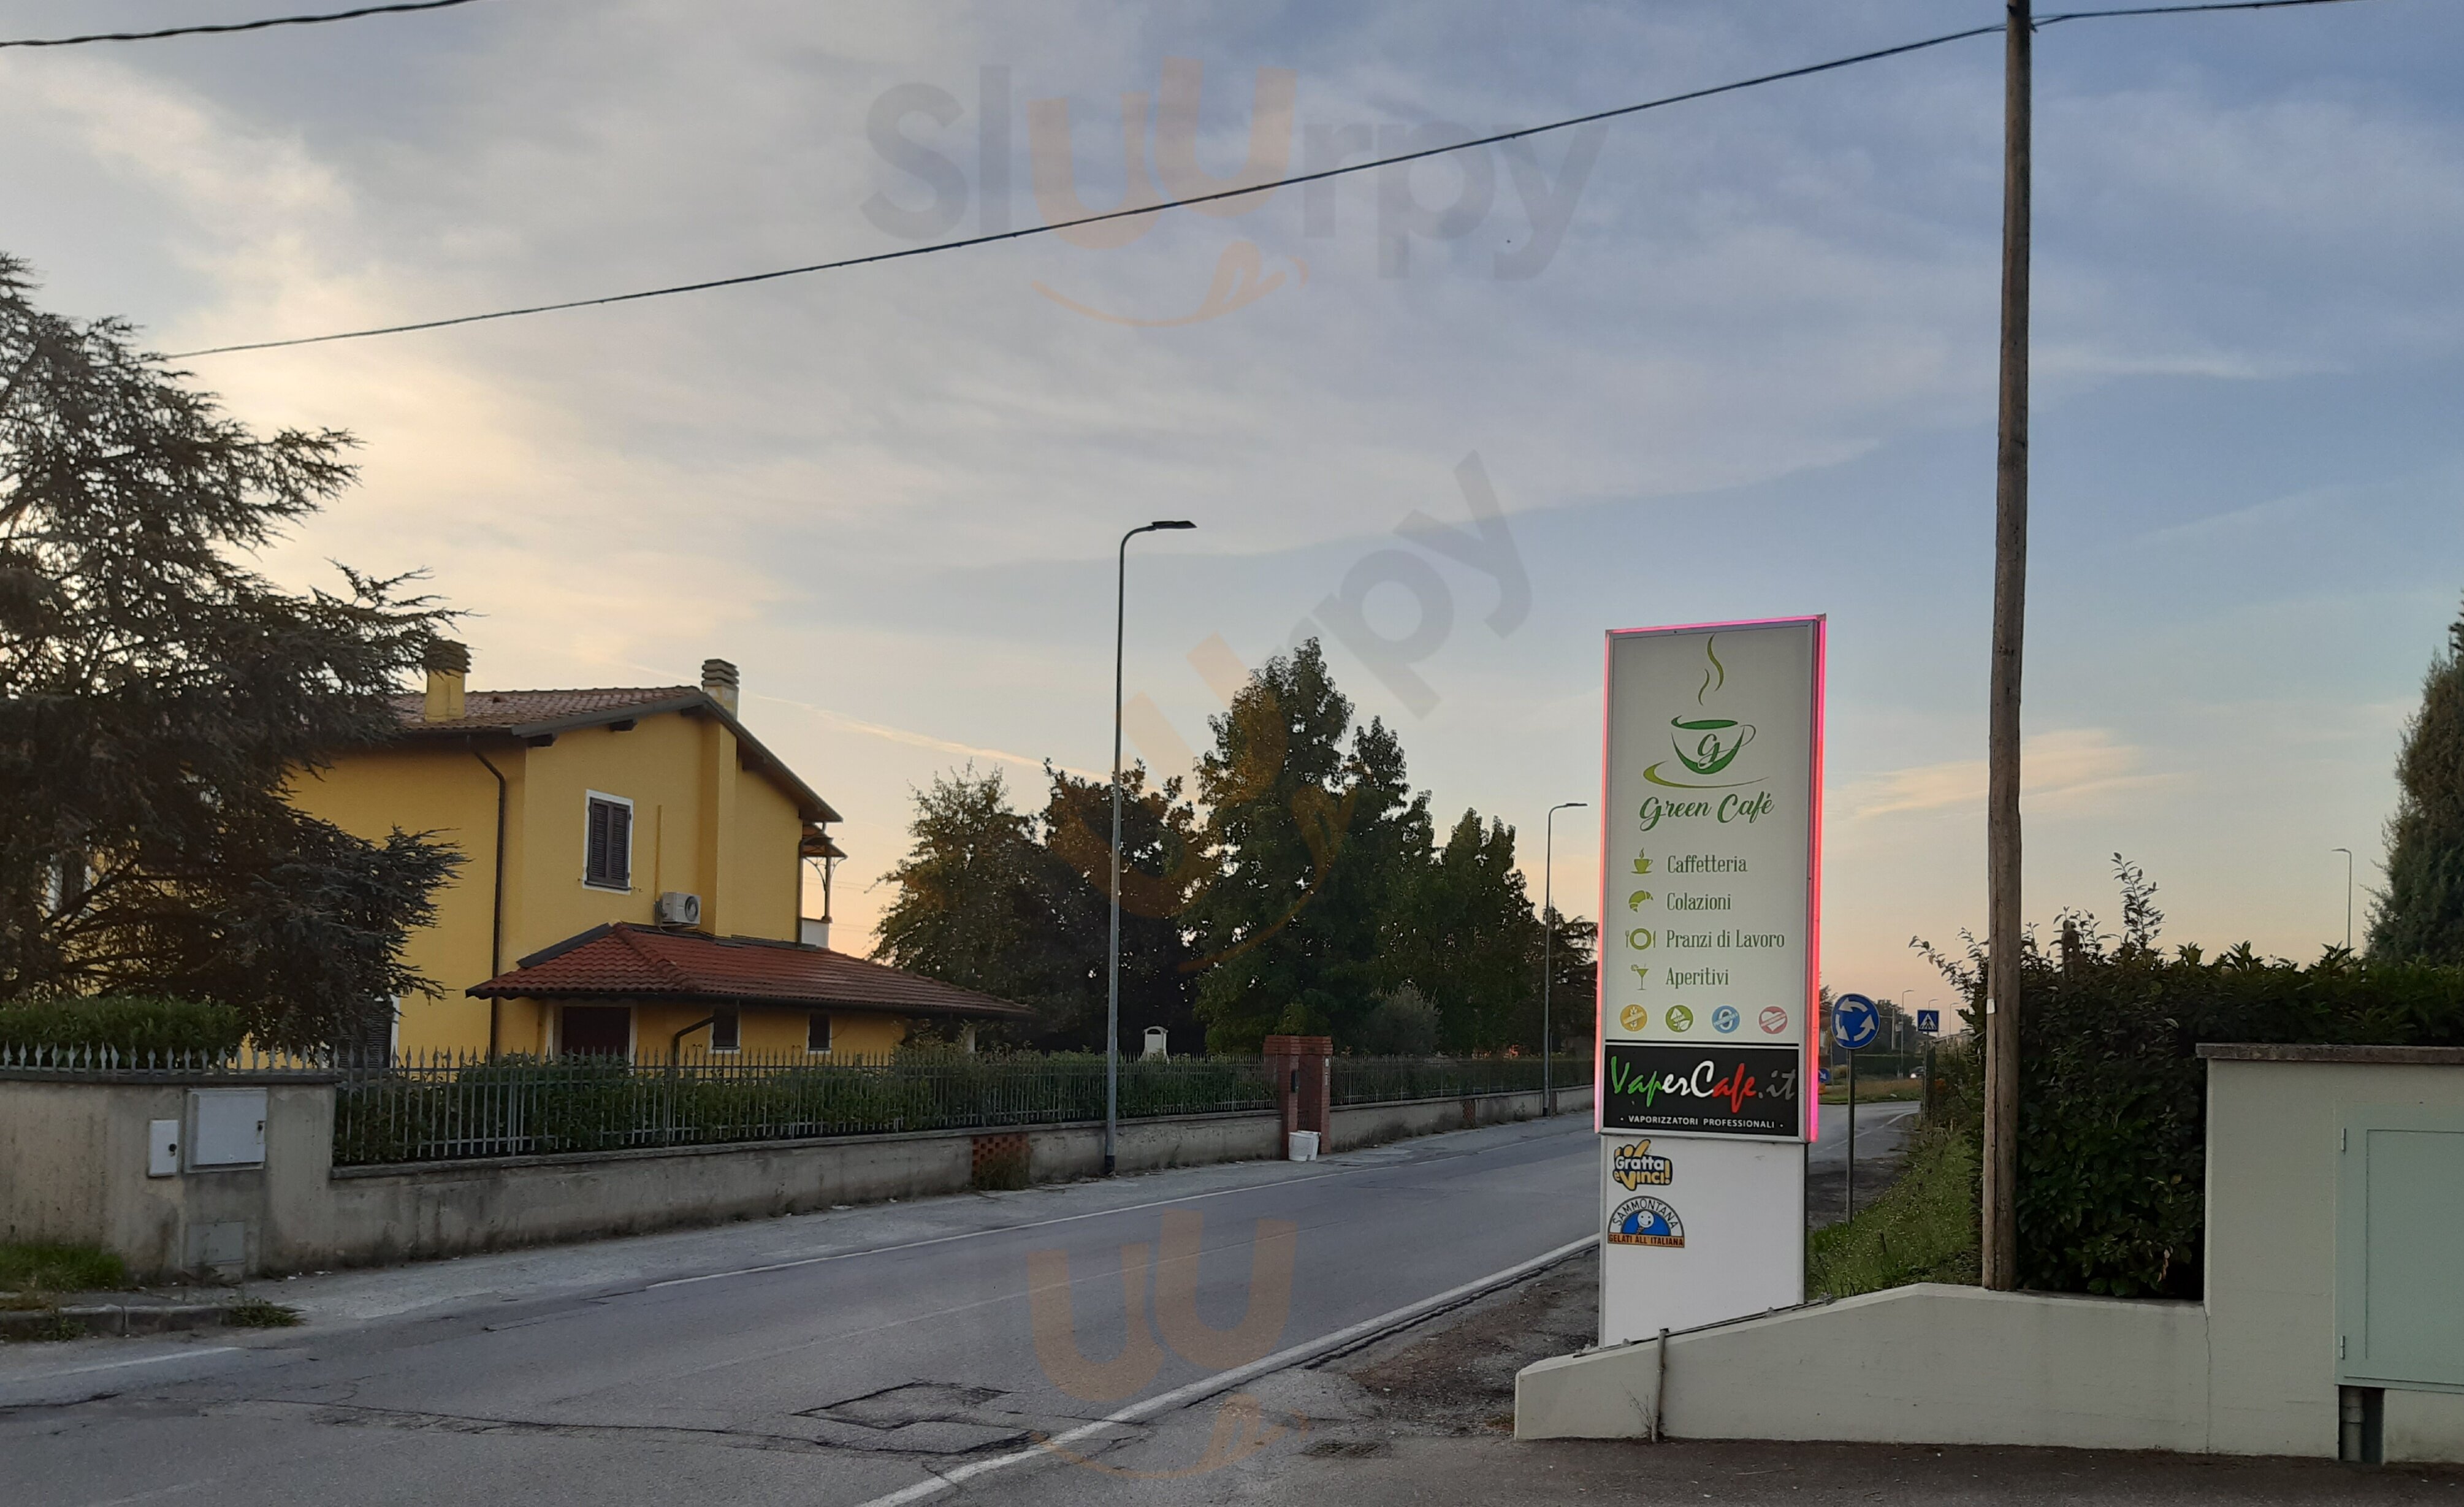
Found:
[2339,1115,2464,1392]
[187,1088,267,1169]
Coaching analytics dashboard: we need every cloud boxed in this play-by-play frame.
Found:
[1847,728,2181,820]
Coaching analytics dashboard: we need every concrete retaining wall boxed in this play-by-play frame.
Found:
[1333,1086,1582,1150]
[1517,1284,2212,1451]
[1,1077,1588,1278]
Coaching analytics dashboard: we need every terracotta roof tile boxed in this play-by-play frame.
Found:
[387,686,698,734]
[467,924,1034,1020]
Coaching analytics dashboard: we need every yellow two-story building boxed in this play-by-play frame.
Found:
[289,643,1028,1059]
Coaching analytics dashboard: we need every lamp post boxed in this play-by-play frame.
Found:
[1106,520,1196,1177]
[1541,801,1587,1118]
[2332,847,2354,952]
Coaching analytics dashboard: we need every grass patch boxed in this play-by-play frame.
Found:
[223,1297,301,1329]
[0,1242,127,1294]
[1807,1126,1980,1299]
[1818,1078,1924,1104]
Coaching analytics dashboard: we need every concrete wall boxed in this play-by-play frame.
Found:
[1332,1086,1588,1150]
[1518,1284,2211,1450]
[1518,1053,2464,1465]
[2,1076,1585,1279]
[0,1077,334,1281]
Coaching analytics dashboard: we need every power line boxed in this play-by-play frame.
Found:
[0,0,486,51]
[160,0,2383,359]
[2040,0,2368,21]
[161,23,2008,358]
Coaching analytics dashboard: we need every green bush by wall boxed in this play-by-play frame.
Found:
[1919,861,2464,1299]
[0,996,244,1058]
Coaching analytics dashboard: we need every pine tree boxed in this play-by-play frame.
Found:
[2370,598,2464,962]
[1188,640,1430,1052]
[0,254,459,1049]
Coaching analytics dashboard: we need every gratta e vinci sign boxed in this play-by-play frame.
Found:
[1595,617,1822,1347]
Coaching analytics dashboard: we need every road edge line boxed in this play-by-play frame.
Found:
[847,1233,1601,1507]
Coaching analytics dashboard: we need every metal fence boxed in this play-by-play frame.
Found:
[1331,1053,1592,1106]
[1,1043,1593,1167]
[0,1043,338,1077]
[328,1051,1281,1166]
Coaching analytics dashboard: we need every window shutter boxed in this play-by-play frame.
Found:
[606,801,631,887]
[586,800,611,883]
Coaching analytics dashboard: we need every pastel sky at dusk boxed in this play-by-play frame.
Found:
[5,0,2458,1013]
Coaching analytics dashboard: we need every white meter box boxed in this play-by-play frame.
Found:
[188,1088,267,1169]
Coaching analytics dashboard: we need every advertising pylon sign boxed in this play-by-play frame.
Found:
[1597,617,1823,1346]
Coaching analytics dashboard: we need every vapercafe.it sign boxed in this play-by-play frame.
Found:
[1596,617,1822,1142]
[1603,1042,1804,1137]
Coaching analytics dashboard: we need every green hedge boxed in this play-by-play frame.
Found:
[1921,865,2464,1298]
[0,996,243,1058]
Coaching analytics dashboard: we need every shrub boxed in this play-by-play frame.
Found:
[1918,860,2464,1298]
[0,996,243,1058]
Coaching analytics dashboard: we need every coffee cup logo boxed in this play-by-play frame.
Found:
[1669,715,1755,776]
[1643,636,1769,792]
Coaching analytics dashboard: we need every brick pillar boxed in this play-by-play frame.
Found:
[1264,1034,1332,1148]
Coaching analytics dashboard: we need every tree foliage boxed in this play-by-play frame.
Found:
[1188,640,1429,1052]
[871,764,1203,1054]
[874,642,1596,1060]
[0,254,459,1049]
[2370,596,2464,963]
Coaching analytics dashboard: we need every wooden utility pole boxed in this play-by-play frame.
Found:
[1983,0,2032,1292]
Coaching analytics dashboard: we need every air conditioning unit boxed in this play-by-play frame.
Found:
[655,891,703,927]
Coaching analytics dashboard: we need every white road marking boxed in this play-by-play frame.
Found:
[846,1234,1601,1507]
[8,1346,238,1381]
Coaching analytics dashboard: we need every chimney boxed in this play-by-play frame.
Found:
[422,638,470,723]
[701,657,740,715]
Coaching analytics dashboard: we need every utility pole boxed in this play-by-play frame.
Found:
[1983,0,2032,1292]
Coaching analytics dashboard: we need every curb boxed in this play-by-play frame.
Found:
[0,1299,242,1340]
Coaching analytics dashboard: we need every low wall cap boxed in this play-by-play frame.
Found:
[2197,1042,2464,1066]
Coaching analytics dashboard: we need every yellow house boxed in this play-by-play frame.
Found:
[289,643,1029,1059]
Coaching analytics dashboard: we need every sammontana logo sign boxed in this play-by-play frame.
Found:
[1610,1140,1673,1191]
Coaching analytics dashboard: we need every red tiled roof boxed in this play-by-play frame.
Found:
[467,924,1033,1020]
[387,686,698,734]
[383,685,842,824]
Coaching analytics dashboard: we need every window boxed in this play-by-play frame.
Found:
[807,1012,832,1054]
[584,794,632,890]
[709,1008,740,1053]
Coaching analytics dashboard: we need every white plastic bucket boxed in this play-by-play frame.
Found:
[1287,1131,1321,1162]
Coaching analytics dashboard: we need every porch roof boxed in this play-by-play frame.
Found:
[467,923,1033,1021]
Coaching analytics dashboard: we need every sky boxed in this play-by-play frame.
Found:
[3,0,2459,1017]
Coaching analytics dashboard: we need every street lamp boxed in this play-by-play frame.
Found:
[1541,801,1587,1118]
[2332,847,2354,953]
[1107,520,1196,1177]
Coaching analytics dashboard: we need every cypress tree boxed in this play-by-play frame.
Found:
[2369,598,2464,962]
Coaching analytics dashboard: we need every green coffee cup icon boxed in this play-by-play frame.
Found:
[1670,716,1755,777]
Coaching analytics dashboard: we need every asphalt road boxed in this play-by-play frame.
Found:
[0,1111,1915,1506]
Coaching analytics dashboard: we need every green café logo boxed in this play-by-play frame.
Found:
[1644,636,1764,792]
